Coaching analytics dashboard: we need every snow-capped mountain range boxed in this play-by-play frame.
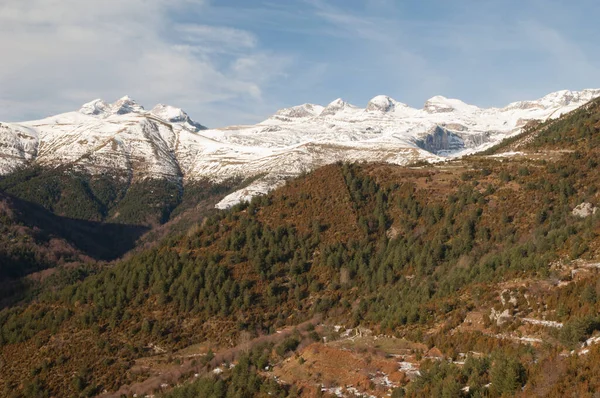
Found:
[0,89,598,208]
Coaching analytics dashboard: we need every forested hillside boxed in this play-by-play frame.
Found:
[2,98,600,397]
[0,169,246,309]
[0,167,245,227]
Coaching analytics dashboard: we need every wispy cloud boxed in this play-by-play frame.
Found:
[520,20,598,78]
[175,24,258,52]
[0,0,598,125]
[304,0,449,104]
[0,0,291,126]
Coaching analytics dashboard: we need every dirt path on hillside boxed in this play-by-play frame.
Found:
[104,316,321,397]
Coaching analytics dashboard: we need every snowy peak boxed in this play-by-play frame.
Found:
[366,95,407,113]
[78,97,206,131]
[541,90,577,107]
[150,104,206,132]
[536,89,600,108]
[150,104,187,121]
[424,96,479,114]
[79,96,144,117]
[265,89,600,120]
[79,99,110,116]
[274,103,324,119]
[112,95,144,115]
[327,98,346,108]
[320,98,358,116]
[504,89,600,111]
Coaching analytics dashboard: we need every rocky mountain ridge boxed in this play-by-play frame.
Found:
[0,89,598,208]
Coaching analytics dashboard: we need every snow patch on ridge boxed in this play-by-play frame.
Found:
[216,176,286,209]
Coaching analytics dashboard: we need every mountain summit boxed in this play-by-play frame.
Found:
[150,104,207,131]
[80,95,145,117]
[79,96,206,132]
[365,95,407,113]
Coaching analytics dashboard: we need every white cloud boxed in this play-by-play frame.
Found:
[0,0,290,126]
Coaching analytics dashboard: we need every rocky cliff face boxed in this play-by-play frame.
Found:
[415,126,465,155]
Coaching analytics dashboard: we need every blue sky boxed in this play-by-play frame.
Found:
[1,0,598,127]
